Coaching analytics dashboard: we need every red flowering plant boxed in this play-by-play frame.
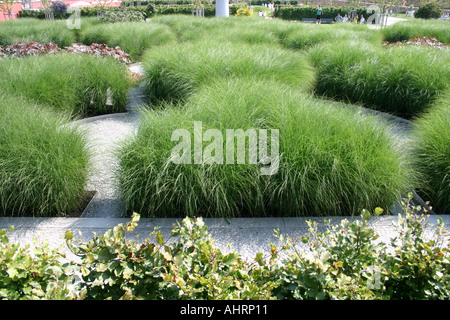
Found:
[0,41,132,65]
[0,41,61,58]
[383,35,448,49]
[64,43,131,64]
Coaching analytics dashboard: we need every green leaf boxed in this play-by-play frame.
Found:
[222,252,239,266]
[98,248,110,261]
[64,230,73,241]
[361,209,371,220]
[156,231,164,246]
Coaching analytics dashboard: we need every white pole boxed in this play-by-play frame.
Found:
[216,0,229,17]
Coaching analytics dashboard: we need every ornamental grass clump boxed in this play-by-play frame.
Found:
[0,18,75,48]
[0,53,129,119]
[283,23,382,50]
[118,78,413,218]
[412,90,450,214]
[79,21,176,61]
[382,18,449,44]
[141,40,316,104]
[307,40,449,119]
[0,94,90,217]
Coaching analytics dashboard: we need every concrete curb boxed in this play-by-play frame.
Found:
[1,214,449,261]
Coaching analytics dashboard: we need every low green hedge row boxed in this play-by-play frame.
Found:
[121,0,300,5]
[1,202,449,300]
[274,5,374,21]
[18,4,245,20]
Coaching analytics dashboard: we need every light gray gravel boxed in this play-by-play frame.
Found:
[73,113,139,218]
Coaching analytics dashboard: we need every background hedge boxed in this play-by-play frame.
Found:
[274,5,374,20]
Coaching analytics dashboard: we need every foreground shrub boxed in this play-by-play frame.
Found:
[0,94,90,217]
[0,53,129,118]
[412,90,450,214]
[272,195,450,300]
[118,78,413,218]
[0,226,73,299]
[141,40,316,103]
[307,40,449,118]
[1,199,448,299]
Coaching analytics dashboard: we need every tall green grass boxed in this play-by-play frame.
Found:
[152,15,240,43]
[0,18,75,47]
[412,90,450,214]
[0,54,130,119]
[141,39,316,103]
[118,78,413,218]
[0,93,90,217]
[283,23,383,50]
[307,40,450,118]
[382,19,450,43]
[79,21,176,61]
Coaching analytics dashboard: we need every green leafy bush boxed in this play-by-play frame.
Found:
[412,90,450,214]
[118,78,413,218]
[0,94,90,217]
[1,197,448,299]
[273,195,450,299]
[415,2,443,19]
[0,54,129,119]
[274,5,372,21]
[65,213,275,300]
[0,226,74,299]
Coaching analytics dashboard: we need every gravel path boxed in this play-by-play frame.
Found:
[72,64,145,218]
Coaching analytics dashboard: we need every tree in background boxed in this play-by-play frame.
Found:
[415,2,443,19]
[0,0,15,20]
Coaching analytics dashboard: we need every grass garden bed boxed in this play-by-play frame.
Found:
[0,14,448,302]
[307,39,449,119]
[0,18,75,48]
[118,78,414,218]
[0,53,130,119]
[0,94,90,217]
[141,39,316,103]
[412,89,450,214]
[79,21,176,61]
[0,14,448,218]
